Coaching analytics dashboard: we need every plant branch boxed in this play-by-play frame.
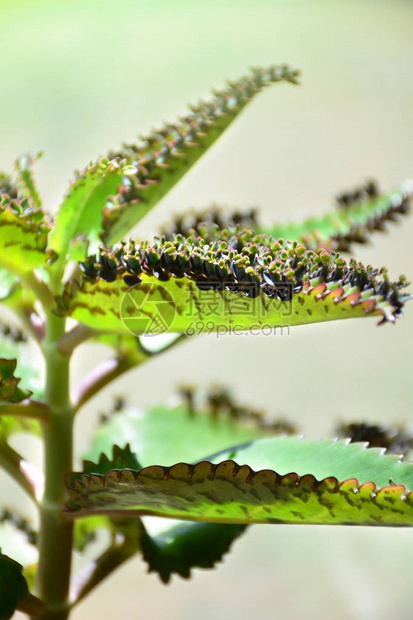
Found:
[72,353,141,412]
[21,271,54,310]
[0,441,40,504]
[11,305,45,344]
[70,532,140,606]
[72,334,187,412]
[25,309,46,343]
[17,592,46,617]
[56,323,96,357]
[0,400,50,422]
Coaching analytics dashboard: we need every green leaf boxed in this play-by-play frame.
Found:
[0,551,29,620]
[159,181,412,253]
[160,205,258,241]
[0,195,51,277]
[85,390,273,468]
[263,180,413,251]
[141,521,246,584]
[48,158,137,262]
[0,327,42,398]
[212,436,413,486]
[0,340,41,440]
[0,359,32,404]
[103,65,299,245]
[14,153,42,209]
[82,390,274,570]
[65,437,413,525]
[57,233,409,334]
[83,444,142,474]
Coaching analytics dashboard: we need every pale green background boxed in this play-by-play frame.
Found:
[1,0,413,618]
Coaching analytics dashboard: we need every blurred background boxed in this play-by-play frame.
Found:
[1,0,413,618]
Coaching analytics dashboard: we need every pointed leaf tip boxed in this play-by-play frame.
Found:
[102,65,299,244]
[57,232,409,334]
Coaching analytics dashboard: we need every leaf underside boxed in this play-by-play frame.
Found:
[141,521,246,584]
[66,437,413,526]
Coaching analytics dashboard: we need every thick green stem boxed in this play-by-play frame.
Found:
[35,312,74,620]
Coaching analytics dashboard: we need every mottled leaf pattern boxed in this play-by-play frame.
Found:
[56,232,409,334]
[66,438,413,526]
[0,196,51,276]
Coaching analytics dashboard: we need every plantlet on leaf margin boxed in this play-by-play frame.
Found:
[0,64,412,620]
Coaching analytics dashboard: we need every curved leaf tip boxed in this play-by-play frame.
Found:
[102,64,299,244]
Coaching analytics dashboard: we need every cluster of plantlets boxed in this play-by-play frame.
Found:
[0,64,412,620]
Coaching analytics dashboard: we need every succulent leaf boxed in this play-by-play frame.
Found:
[14,153,42,209]
[0,341,40,440]
[83,444,142,475]
[66,437,413,525]
[264,180,413,251]
[0,551,29,620]
[85,388,284,469]
[0,326,42,403]
[48,158,137,262]
[141,521,246,584]
[56,231,409,334]
[164,180,412,252]
[82,390,280,573]
[0,195,51,277]
[103,65,299,244]
[0,358,32,404]
[161,205,258,241]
